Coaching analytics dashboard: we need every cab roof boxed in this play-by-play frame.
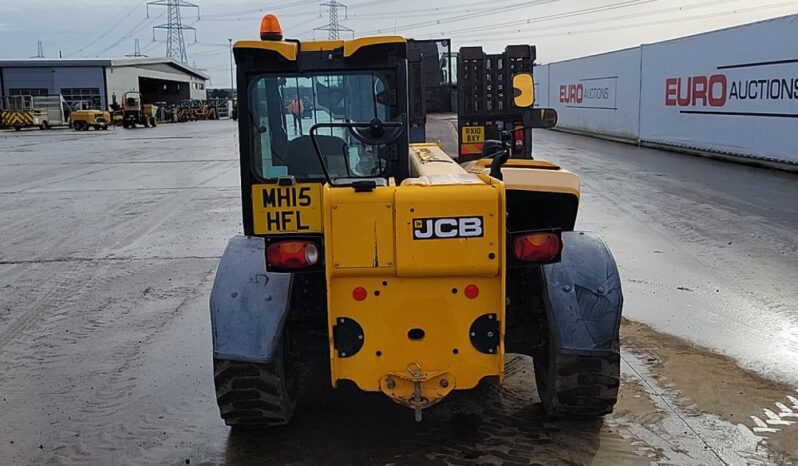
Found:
[233,36,406,62]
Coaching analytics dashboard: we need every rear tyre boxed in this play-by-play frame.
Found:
[534,334,620,418]
[73,121,81,130]
[102,124,109,130]
[14,125,22,131]
[213,333,298,429]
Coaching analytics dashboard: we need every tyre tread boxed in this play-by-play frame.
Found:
[538,350,620,418]
[213,358,296,428]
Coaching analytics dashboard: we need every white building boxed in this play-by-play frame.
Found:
[0,57,209,109]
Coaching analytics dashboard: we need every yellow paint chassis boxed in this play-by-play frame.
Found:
[245,142,590,414]
[323,178,506,412]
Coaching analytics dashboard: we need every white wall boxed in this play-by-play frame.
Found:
[639,15,798,163]
[537,14,798,165]
[106,64,206,105]
[546,48,641,140]
[533,64,550,108]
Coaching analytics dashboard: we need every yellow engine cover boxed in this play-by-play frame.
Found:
[323,179,506,410]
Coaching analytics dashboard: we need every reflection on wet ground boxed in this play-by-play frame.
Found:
[1,120,797,465]
[216,356,643,466]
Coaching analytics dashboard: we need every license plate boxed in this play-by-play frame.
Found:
[461,125,485,143]
[252,183,322,234]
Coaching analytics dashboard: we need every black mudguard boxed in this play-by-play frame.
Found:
[541,231,623,356]
[210,235,293,364]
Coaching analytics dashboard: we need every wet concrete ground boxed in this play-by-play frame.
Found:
[0,119,796,465]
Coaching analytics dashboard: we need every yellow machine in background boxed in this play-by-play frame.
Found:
[70,101,110,131]
[121,91,157,128]
[209,15,623,428]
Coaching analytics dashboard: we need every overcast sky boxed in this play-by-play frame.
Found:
[1,0,797,87]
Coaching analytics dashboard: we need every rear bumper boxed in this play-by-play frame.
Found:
[329,276,503,409]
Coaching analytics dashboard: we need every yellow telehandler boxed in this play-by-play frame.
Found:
[210,15,622,427]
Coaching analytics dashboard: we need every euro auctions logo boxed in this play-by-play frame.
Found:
[665,75,728,107]
[559,76,617,110]
[664,58,798,117]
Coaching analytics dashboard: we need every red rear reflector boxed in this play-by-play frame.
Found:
[513,233,561,262]
[352,286,368,301]
[464,284,479,299]
[266,240,318,269]
[513,122,524,152]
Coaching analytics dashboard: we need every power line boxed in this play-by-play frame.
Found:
[315,1,354,39]
[358,0,560,35]
[201,1,308,19]
[141,39,163,55]
[471,0,798,43]
[287,16,331,38]
[442,0,660,36]
[148,0,199,63]
[90,14,159,57]
[446,0,736,38]
[200,11,314,22]
[348,0,529,19]
[66,0,148,57]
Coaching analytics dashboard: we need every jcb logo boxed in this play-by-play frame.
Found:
[412,216,484,240]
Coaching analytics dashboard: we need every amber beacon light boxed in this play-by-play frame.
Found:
[260,14,283,41]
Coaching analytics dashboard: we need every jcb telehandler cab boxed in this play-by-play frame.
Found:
[210,15,623,427]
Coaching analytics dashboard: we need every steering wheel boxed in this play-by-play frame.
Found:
[348,116,404,146]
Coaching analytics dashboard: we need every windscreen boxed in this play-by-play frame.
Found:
[248,71,398,180]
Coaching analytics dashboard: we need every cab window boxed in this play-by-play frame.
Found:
[248,71,398,181]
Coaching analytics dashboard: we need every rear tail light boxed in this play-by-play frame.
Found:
[266,240,319,270]
[513,122,524,152]
[512,232,562,263]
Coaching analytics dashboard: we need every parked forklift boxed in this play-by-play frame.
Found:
[209,15,622,428]
[121,91,157,128]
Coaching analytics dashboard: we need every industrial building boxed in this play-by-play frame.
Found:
[0,57,208,110]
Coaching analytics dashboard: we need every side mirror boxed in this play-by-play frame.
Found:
[522,108,558,129]
[512,72,535,108]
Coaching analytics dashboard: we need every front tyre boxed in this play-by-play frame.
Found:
[534,335,620,418]
[213,333,298,428]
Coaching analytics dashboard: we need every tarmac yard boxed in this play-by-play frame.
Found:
[1,120,797,465]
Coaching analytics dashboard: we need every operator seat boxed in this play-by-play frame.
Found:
[285,135,349,179]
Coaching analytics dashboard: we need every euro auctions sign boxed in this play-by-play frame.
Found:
[559,77,618,110]
[640,15,798,163]
[663,69,798,116]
